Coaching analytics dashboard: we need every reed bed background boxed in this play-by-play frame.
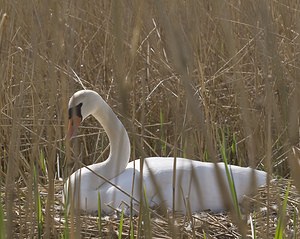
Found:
[0,0,299,238]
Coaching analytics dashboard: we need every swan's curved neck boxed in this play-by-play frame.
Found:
[86,97,131,189]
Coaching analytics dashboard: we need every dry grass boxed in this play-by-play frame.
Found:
[0,0,299,238]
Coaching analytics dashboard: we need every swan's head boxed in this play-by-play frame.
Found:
[67,90,100,139]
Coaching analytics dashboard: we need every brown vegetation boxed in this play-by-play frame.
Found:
[0,0,299,238]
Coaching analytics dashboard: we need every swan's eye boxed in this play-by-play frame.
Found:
[68,103,83,119]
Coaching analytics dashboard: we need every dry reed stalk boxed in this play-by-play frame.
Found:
[0,0,299,238]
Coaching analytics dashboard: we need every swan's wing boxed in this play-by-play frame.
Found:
[138,158,266,213]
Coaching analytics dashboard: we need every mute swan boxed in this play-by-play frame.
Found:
[64,90,267,215]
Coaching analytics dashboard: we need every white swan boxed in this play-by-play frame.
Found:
[64,90,267,215]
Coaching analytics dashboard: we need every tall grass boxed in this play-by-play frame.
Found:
[0,0,299,238]
[33,165,44,238]
[0,199,5,239]
[118,209,124,239]
[97,192,102,237]
[274,182,290,239]
[218,129,242,218]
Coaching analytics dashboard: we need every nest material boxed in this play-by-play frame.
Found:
[1,178,299,238]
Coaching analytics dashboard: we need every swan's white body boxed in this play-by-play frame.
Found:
[64,90,267,215]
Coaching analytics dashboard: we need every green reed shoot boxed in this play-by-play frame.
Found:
[130,219,134,239]
[97,192,102,237]
[292,208,298,239]
[62,203,70,239]
[218,128,242,219]
[203,148,209,162]
[33,165,43,238]
[274,182,290,239]
[118,208,124,239]
[39,150,47,177]
[231,132,237,156]
[203,230,207,239]
[159,108,167,156]
[142,186,152,238]
[231,132,240,165]
[0,199,5,239]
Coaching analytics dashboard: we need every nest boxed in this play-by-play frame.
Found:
[1,178,299,238]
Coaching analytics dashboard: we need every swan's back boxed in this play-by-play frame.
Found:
[129,157,266,213]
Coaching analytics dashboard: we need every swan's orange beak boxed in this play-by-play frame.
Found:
[67,116,82,140]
